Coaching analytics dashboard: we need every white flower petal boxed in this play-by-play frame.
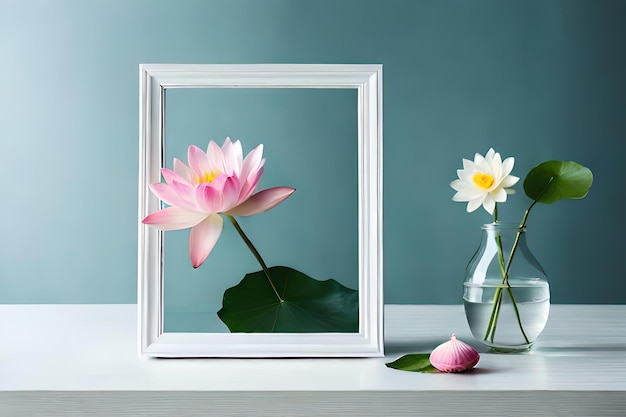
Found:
[491,152,503,182]
[485,148,496,164]
[457,168,474,183]
[474,152,486,166]
[450,179,466,191]
[482,194,496,215]
[474,157,493,176]
[500,174,520,188]
[467,194,486,212]
[501,157,515,177]
[492,187,507,203]
[453,186,487,201]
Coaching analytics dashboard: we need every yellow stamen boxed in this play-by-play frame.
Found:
[195,169,221,184]
[472,172,494,190]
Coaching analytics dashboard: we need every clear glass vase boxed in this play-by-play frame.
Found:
[463,222,550,352]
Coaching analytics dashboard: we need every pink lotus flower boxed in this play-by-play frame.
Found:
[143,138,295,268]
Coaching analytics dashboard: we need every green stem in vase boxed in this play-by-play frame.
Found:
[505,284,530,342]
[482,203,533,345]
[487,289,503,341]
[484,230,505,341]
[226,214,284,302]
[490,177,554,345]
[484,205,504,341]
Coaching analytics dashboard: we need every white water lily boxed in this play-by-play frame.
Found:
[450,149,593,350]
[450,148,519,215]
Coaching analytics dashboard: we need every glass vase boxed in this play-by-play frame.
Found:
[463,222,550,352]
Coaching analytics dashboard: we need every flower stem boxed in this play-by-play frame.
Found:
[486,289,503,341]
[483,241,506,342]
[505,284,530,342]
[484,204,504,341]
[482,177,552,346]
[226,215,283,302]
[482,203,533,345]
[493,204,499,224]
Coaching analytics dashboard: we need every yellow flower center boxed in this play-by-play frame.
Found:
[472,172,495,190]
[195,169,221,184]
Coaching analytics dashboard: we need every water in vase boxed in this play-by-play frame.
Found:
[463,281,550,350]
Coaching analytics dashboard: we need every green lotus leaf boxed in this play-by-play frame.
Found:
[385,353,438,373]
[217,266,359,333]
[523,160,593,204]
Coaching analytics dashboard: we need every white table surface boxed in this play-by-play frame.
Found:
[0,304,624,416]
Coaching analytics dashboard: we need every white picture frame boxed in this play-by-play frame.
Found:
[138,64,383,357]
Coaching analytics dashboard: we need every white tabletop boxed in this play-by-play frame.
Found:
[0,304,624,416]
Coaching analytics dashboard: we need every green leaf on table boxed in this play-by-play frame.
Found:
[523,160,593,204]
[217,266,358,333]
[385,354,438,373]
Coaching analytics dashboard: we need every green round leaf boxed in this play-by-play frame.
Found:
[385,354,438,373]
[523,160,593,204]
[217,266,358,333]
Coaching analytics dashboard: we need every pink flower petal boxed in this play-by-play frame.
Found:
[187,145,211,177]
[226,186,295,216]
[161,168,190,187]
[148,183,188,208]
[173,158,195,182]
[238,166,263,203]
[221,175,241,211]
[221,137,243,176]
[189,214,224,268]
[228,138,243,174]
[240,144,264,183]
[206,140,225,174]
[169,179,198,209]
[196,183,223,213]
[142,207,207,231]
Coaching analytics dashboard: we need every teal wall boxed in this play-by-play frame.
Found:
[1,0,624,304]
